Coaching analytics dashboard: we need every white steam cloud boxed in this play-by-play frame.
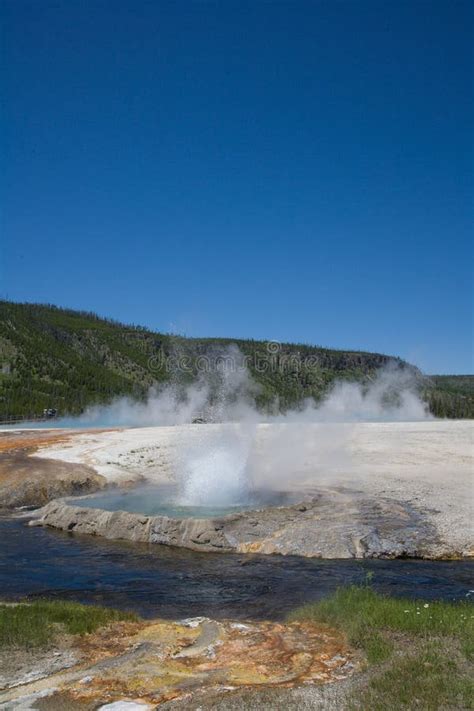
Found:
[76,349,428,428]
[65,348,431,507]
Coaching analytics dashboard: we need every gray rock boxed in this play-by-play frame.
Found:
[28,487,469,560]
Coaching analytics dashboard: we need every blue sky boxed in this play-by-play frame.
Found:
[2,1,472,373]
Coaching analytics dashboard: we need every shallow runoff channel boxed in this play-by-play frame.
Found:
[1,515,473,620]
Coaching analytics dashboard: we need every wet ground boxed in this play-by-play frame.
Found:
[1,515,472,619]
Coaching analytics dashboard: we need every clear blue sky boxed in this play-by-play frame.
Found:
[2,1,472,373]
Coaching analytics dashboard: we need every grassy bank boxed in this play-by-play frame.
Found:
[0,600,138,648]
[1,591,472,709]
[289,584,474,710]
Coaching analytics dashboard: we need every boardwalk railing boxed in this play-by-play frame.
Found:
[0,415,56,427]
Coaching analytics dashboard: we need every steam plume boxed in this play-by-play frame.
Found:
[63,348,431,506]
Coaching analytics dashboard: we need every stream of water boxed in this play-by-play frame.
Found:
[1,515,472,620]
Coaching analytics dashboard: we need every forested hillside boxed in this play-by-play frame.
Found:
[0,301,472,421]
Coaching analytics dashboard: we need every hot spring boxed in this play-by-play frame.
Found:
[73,483,302,518]
[76,422,302,518]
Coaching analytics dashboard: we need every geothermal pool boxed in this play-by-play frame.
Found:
[72,484,302,518]
[1,421,473,617]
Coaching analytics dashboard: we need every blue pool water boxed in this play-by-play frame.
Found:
[71,484,301,518]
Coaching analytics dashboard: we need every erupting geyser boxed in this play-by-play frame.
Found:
[179,445,249,506]
[177,424,255,507]
[58,359,433,519]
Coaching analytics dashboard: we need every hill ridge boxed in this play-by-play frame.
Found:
[0,301,471,420]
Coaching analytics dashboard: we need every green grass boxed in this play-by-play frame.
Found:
[289,584,474,662]
[289,585,474,710]
[362,642,474,711]
[0,600,138,649]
